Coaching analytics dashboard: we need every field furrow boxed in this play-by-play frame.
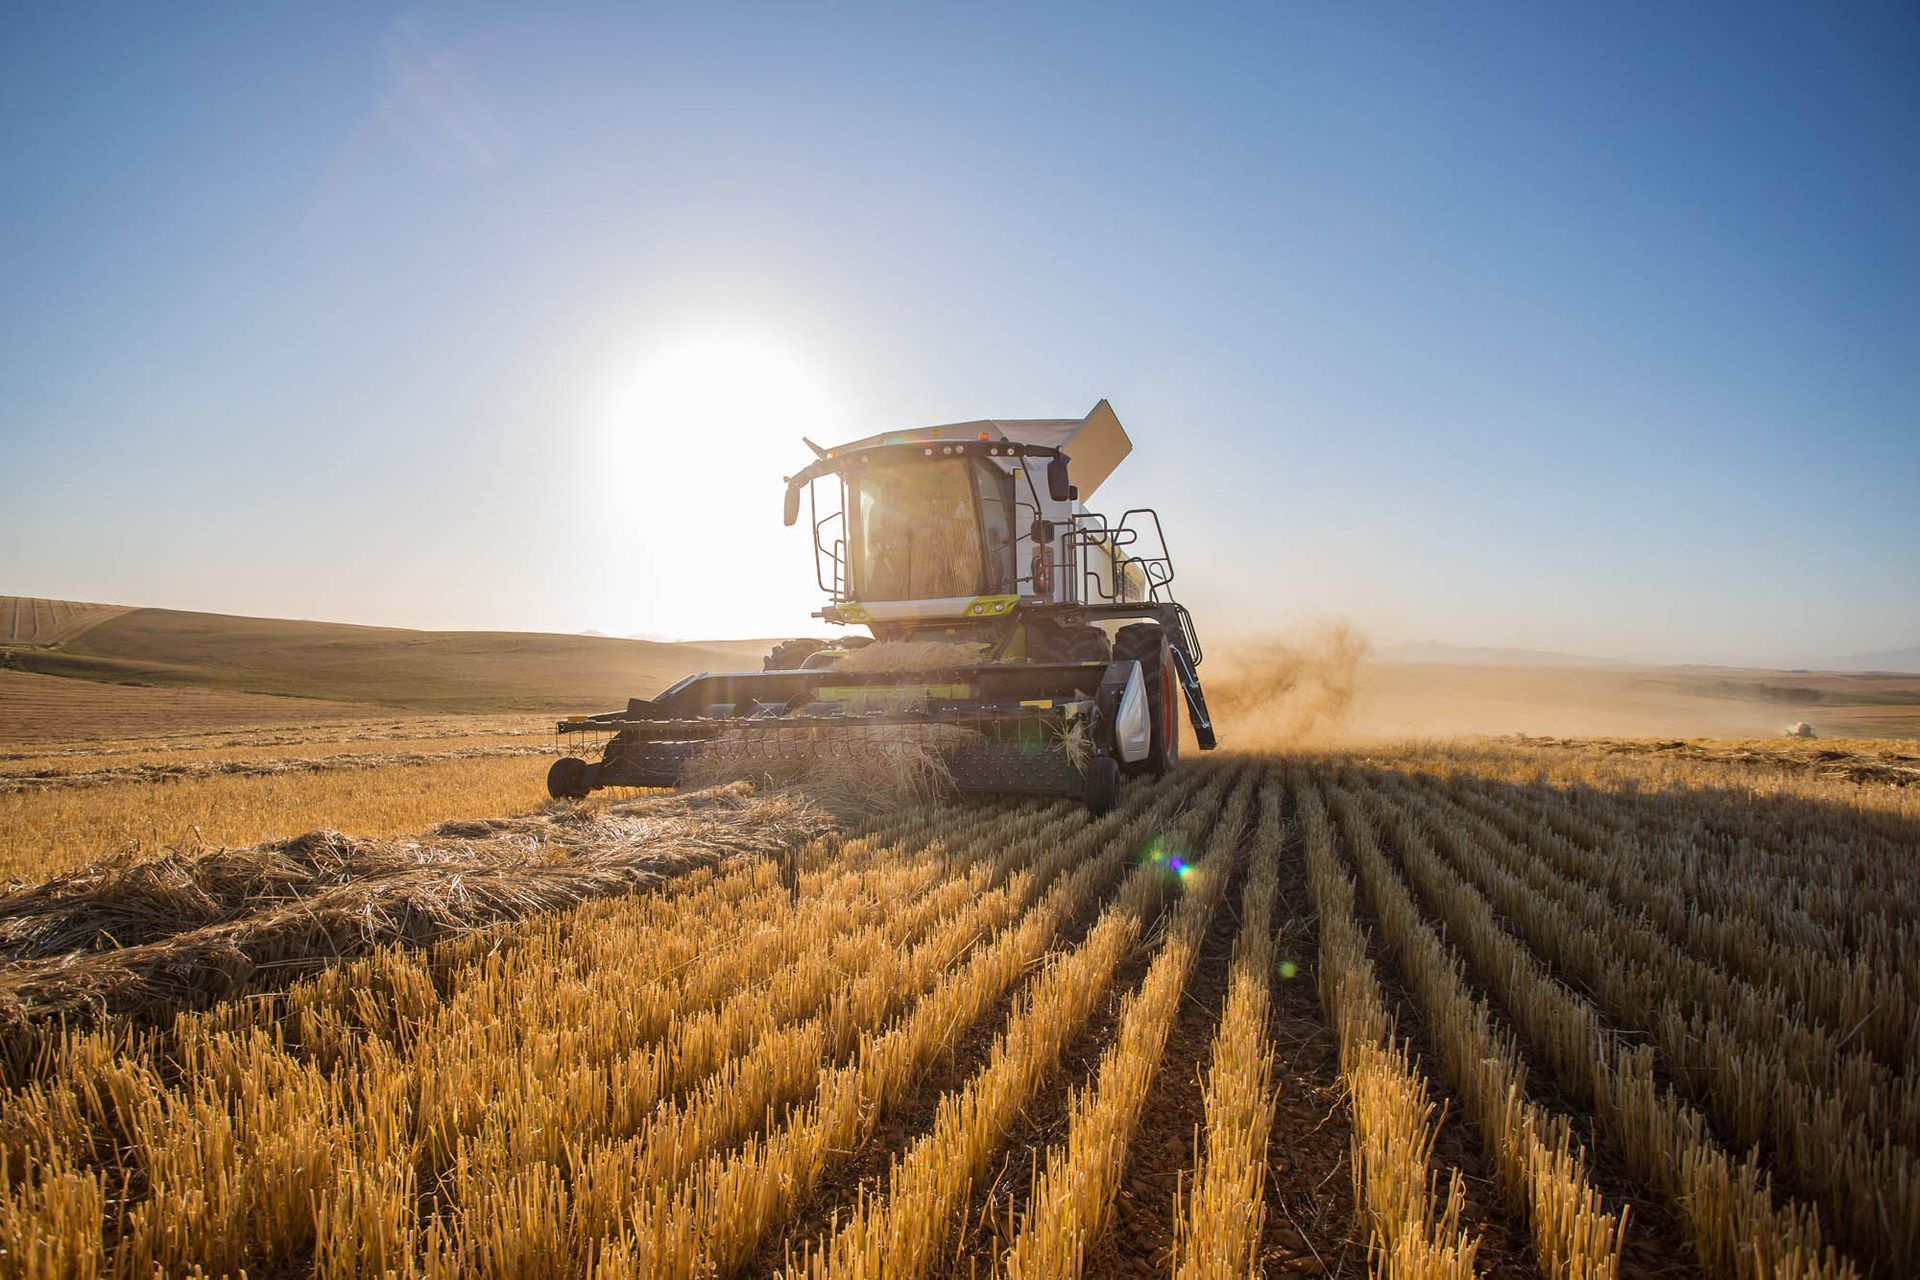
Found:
[1373,771,1917,1269]
[996,772,1255,1280]
[1439,774,1918,1069]
[1331,768,1863,1279]
[591,769,1220,1279]
[1325,776,1634,1280]
[1296,773,1482,1279]
[1169,775,1282,1280]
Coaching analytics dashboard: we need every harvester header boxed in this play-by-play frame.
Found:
[551,400,1216,813]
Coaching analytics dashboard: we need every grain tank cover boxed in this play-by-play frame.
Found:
[831,399,1133,499]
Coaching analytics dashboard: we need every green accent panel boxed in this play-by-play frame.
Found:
[816,683,972,702]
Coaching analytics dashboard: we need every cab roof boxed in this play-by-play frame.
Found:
[829,399,1133,499]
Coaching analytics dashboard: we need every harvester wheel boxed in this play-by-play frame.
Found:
[1029,620,1111,664]
[764,638,829,671]
[547,757,591,800]
[1113,623,1178,776]
[1083,755,1120,815]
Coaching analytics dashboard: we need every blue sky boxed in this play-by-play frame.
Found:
[2,2,1915,665]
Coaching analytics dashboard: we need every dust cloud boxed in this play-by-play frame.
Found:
[1206,621,1371,748]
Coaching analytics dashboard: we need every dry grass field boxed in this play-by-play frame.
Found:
[0,669,385,745]
[0,599,130,647]
[1,729,1913,1279]
[1347,663,1920,740]
[0,710,571,882]
[0,753,557,884]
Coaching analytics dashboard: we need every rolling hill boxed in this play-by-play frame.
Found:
[6,596,1916,741]
[0,599,778,716]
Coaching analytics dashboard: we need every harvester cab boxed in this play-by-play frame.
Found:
[552,400,1216,813]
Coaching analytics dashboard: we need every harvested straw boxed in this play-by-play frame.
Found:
[0,784,830,1037]
[0,744,551,794]
[831,640,989,674]
[684,722,977,818]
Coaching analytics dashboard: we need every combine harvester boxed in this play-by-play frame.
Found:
[550,400,1215,812]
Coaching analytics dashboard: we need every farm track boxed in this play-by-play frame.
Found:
[0,741,1911,1279]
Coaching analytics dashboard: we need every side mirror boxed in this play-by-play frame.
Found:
[1047,454,1074,503]
[783,485,801,527]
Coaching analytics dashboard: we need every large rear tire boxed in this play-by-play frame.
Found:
[764,638,828,671]
[1112,623,1178,776]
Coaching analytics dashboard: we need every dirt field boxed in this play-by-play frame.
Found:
[0,737,1910,1279]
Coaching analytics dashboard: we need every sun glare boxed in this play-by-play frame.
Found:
[591,332,842,640]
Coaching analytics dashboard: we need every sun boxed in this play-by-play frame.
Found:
[589,331,843,640]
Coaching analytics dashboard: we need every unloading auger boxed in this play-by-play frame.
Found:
[549,399,1216,813]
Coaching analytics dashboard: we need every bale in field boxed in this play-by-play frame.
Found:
[1788,721,1817,739]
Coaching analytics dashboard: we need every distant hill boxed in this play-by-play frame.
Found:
[1374,641,1623,668]
[0,602,778,714]
[1809,646,1920,675]
[7,596,1915,738]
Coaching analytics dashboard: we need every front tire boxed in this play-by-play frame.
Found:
[547,756,591,800]
[1083,755,1120,815]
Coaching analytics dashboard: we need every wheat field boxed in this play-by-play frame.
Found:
[0,732,1914,1279]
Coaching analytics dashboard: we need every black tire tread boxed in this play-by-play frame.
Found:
[765,638,829,671]
[1028,620,1112,664]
